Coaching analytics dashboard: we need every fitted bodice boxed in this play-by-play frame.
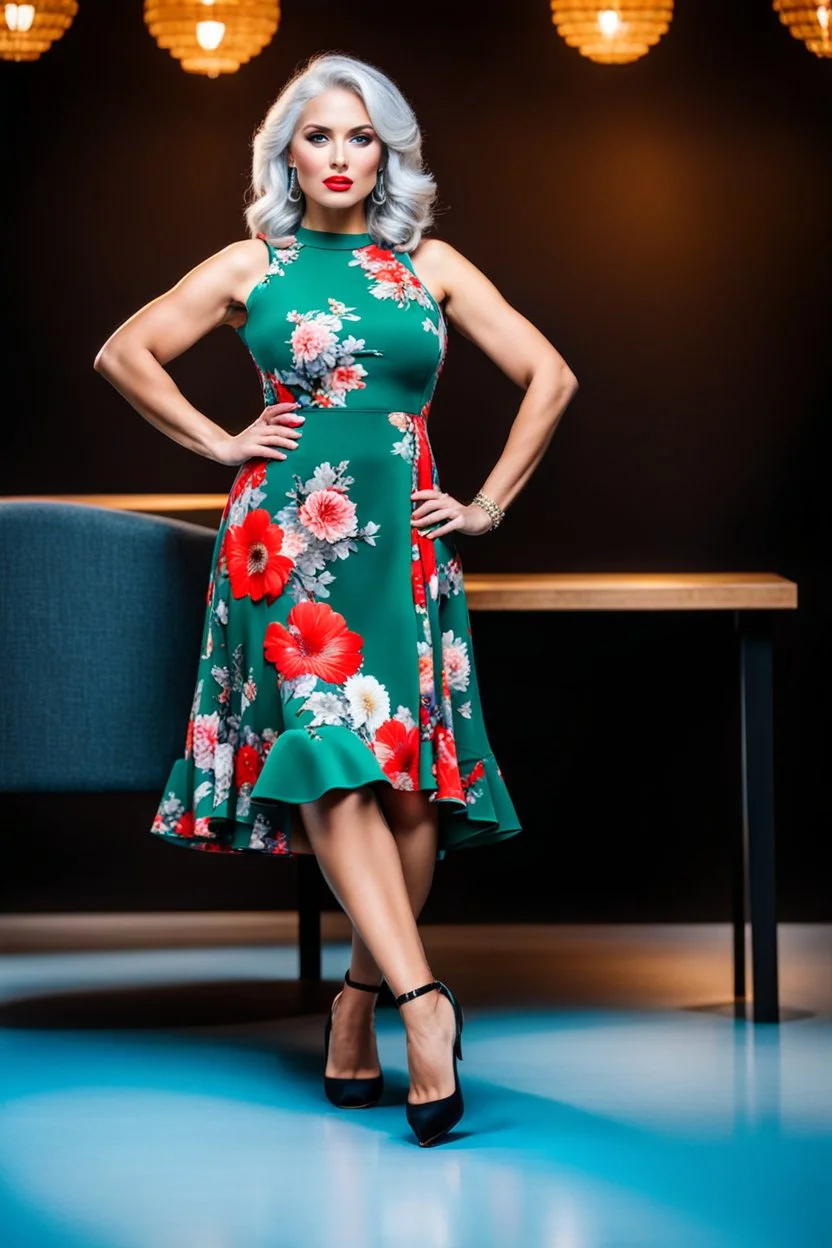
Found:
[235,224,447,416]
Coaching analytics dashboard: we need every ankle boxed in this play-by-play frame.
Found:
[400,989,451,1034]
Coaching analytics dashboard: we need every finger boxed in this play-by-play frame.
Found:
[425,518,461,540]
[253,446,288,460]
[264,403,302,417]
[262,413,304,427]
[262,432,301,447]
[411,498,447,518]
[414,507,453,526]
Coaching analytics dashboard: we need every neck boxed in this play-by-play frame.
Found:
[299,207,370,235]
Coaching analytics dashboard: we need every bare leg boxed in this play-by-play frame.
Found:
[327,787,439,1080]
[300,784,455,1104]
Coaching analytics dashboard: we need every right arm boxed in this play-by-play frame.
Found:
[93,236,300,465]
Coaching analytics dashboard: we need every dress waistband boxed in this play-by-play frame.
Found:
[287,406,427,417]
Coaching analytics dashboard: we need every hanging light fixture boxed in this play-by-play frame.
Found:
[144,0,280,78]
[772,2,832,57]
[0,1,78,63]
[550,2,674,64]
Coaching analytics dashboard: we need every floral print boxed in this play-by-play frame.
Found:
[349,245,434,313]
[224,509,296,603]
[274,299,382,408]
[150,227,521,857]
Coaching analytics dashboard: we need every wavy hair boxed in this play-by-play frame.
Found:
[243,52,438,253]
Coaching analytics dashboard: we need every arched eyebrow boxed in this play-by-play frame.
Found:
[301,123,376,133]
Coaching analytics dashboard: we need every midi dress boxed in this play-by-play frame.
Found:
[150,223,522,859]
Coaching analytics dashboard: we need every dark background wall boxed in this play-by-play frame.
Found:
[3,1,830,920]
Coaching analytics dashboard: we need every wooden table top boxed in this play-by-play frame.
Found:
[3,494,798,611]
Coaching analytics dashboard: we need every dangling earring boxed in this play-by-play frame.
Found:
[288,166,302,203]
[371,166,387,205]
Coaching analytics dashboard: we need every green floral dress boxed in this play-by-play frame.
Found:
[151,224,522,858]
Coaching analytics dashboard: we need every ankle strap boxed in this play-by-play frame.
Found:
[344,970,383,993]
[395,980,441,1007]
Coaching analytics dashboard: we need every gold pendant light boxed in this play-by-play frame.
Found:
[0,1,78,62]
[144,1,280,78]
[772,2,832,57]
[550,2,674,64]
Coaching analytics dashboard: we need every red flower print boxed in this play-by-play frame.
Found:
[235,744,262,786]
[175,810,195,838]
[224,509,296,603]
[262,370,298,406]
[184,717,194,759]
[373,718,420,788]
[351,247,431,309]
[230,459,267,505]
[411,550,426,609]
[433,724,464,801]
[462,760,485,793]
[363,245,394,265]
[263,601,364,683]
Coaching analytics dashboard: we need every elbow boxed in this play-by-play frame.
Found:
[557,356,579,394]
[93,342,124,378]
[564,368,579,395]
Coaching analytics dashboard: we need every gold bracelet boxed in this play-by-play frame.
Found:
[470,490,505,530]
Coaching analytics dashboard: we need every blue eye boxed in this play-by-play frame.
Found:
[307,133,373,145]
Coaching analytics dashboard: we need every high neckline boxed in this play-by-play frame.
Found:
[295,224,374,250]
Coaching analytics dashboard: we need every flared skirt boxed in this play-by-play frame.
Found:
[150,407,521,858]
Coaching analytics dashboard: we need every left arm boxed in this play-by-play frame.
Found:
[410,238,579,539]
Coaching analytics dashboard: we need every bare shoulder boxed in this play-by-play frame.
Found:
[409,237,476,305]
[216,235,296,326]
[408,236,456,302]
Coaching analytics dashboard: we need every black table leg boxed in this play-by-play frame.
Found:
[736,609,780,1023]
[297,854,322,982]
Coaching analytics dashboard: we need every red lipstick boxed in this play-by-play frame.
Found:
[323,177,353,191]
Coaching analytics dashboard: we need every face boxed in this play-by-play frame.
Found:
[288,86,383,217]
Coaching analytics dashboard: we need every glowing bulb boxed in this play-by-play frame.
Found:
[598,8,622,36]
[4,3,35,31]
[196,20,225,49]
[818,6,830,31]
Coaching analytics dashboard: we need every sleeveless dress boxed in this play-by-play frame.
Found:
[150,223,522,859]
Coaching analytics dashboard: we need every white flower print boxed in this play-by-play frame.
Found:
[300,691,349,727]
[395,704,416,730]
[442,631,471,693]
[194,781,213,805]
[344,673,391,734]
[254,243,301,287]
[213,742,234,807]
[193,711,220,771]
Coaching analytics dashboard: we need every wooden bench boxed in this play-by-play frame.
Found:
[14,495,797,1023]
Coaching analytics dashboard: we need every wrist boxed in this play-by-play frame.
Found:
[469,490,506,530]
[199,426,231,464]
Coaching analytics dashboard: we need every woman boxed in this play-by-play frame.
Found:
[94,51,578,1147]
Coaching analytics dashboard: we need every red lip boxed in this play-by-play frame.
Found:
[323,177,353,188]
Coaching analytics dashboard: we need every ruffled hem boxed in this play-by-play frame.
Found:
[150,723,520,858]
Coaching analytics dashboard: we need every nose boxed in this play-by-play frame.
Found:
[330,141,348,169]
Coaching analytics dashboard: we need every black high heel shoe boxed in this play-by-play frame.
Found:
[395,979,464,1147]
[323,971,384,1109]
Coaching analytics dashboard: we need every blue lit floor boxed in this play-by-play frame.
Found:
[1,928,830,1247]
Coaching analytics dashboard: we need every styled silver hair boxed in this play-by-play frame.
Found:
[243,51,438,253]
